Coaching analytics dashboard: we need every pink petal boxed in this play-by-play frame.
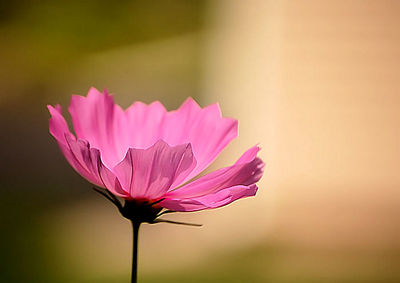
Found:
[48,105,100,186]
[97,161,130,198]
[113,140,197,200]
[64,135,129,197]
[68,87,128,167]
[161,146,264,211]
[161,98,238,182]
[48,106,128,196]
[61,136,105,188]
[124,101,167,149]
[160,97,202,145]
[48,104,75,143]
[67,93,237,186]
[161,184,258,212]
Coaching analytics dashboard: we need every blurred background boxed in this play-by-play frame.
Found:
[1,0,399,282]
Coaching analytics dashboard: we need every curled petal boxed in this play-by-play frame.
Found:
[166,146,263,198]
[48,106,127,196]
[98,161,130,198]
[48,104,74,144]
[161,146,264,211]
[161,184,258,212]
[64,135,129,197]
[48,105,101,186]
[113,140,197,199]
[65,139,100,187]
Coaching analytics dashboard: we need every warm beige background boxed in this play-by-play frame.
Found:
[205,0,400,249]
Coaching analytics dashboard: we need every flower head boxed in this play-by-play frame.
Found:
[48,88,264,214]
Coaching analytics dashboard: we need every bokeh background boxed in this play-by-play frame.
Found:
[1,0,399,282]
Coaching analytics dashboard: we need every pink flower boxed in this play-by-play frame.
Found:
[48,88,264,212]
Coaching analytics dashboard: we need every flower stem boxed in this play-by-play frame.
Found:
[131,221,141,283]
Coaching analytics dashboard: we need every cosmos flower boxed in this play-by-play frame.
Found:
[47,88,264,213]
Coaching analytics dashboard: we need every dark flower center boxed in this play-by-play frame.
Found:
[119,199,163,224]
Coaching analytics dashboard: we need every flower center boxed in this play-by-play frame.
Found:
[119,199,163,224]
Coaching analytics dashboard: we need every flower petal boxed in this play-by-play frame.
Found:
[48,105,101,186]
[112,140,197,199]
[124,101,167,149]
[161,146,264,211]
[161,98,238,182]
[68,87,128,167]
[98,161,130,198]
[48,104,75,144]
[68,94,237,183]
[161,184,258,212]
[64,135,129,197]
[62,135,105,186]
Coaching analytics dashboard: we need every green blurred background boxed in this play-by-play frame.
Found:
[1,0,400,282]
